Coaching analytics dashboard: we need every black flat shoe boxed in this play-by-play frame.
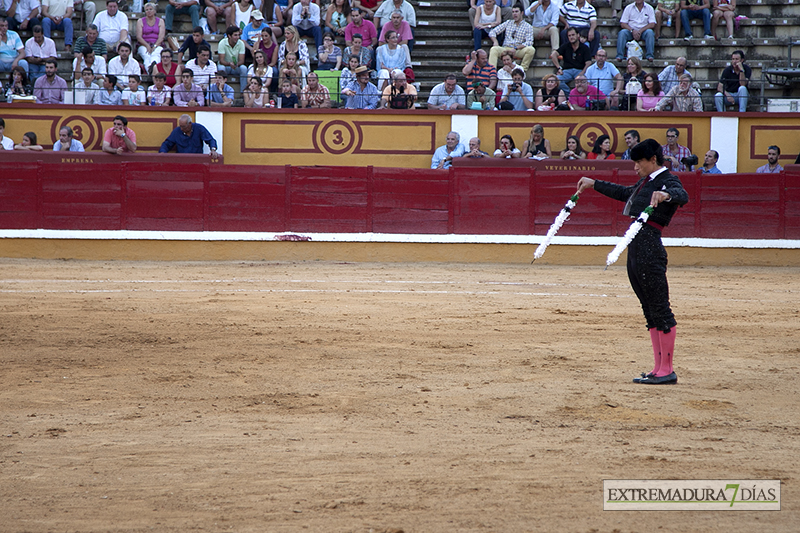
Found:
[632,371,656,383]
[634,372,678,385]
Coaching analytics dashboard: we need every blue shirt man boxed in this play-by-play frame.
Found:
[207,75,235,106]
[159,115,219,156]
[584,49,621,97]
[431,131,467,169]
[701,150,722,174]
[343,66,381,109]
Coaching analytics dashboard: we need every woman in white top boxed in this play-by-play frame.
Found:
[234,0,254,30]
[243,76,269,107]
[472,0,500,50]
[247,49,273,87]
[375,30,411,91]
[493,135,522,159]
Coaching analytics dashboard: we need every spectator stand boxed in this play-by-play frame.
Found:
[3,0,800,108]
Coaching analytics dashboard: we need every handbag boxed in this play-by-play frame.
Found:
[626,40,643,60]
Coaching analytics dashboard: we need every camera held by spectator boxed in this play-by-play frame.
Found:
[681,154,699,168]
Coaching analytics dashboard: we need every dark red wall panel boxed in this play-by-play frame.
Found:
[1,154,798,240]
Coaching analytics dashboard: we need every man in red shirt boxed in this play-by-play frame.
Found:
[102,115,137,155]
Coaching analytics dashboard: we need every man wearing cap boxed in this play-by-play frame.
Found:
[242,9,267,53]
[576,138,688,385]
[343,64,380,109]
[466,79,496,110]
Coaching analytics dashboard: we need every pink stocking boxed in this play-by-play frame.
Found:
[649,327,662,376]
[656,327,677,376]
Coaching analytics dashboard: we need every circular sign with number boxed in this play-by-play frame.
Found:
[574,123,612,153]
[319,120,356,155]
[56,115,97,150]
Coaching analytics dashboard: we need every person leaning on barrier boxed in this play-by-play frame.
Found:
[621,129,640,160]
[53,125,85,151]
[102,114,137,155]
[661,126,692,172]
[466,137,489,158]
[701,149,722,174]
[0,116,14,149]
[15,131,44,150]
[756,146,783,174]
[431,130,467,169]
[160,114,218,161]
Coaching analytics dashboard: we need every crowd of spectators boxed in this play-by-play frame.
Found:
[0,0,421,108]
[0,0,757,111]
[428,125,786,176]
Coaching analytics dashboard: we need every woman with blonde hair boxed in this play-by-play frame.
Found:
[522,124,552,158]
[535,73,566,111]
[278,26,310,81]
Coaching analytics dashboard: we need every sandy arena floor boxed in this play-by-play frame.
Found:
[1,259,798,532]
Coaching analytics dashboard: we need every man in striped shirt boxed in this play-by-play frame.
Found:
[488,4,535,73]
[559,0,599,57]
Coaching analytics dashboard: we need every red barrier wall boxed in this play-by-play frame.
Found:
[2,153,799,239]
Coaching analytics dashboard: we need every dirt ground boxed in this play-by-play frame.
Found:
[1,258,798,532]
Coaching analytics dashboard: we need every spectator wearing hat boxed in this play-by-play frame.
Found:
[466,79,496,110]
[343,64,380,109]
